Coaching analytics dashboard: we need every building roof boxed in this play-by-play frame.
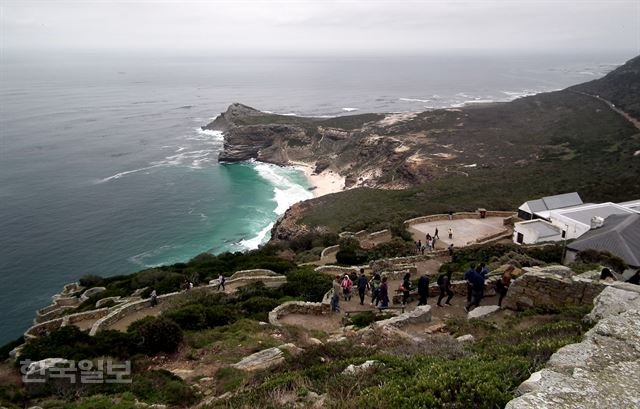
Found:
[567,213,640,268]
[521,192,583,214]
[555,203,634,227]
[619,199,640,213]
[517,219,563,238]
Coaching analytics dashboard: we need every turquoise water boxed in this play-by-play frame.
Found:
[0,51,630,344]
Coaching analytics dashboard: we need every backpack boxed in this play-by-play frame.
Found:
[437,274,445,286]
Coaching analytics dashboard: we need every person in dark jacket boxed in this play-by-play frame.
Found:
[417,274,429,306]
[401,273,412,306]
[437,272,454,307]
[464,264,476,303]
[357,269,369,305]
[379,276,389,309]
[627,269,640,285]
[465,269,485,312]
[495,266,514,307]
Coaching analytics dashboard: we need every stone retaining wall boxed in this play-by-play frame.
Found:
[502,266,607,310]
[404,211,516,227]
[320,245,340,259]
[229,269,278,280]
[268,301,330,327]
[314,265,360,276]
[24,318,64,340]
[91,275,286,335]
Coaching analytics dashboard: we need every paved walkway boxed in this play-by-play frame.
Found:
[409,217,506,248]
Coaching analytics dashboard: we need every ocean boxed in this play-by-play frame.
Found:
[0,51,631,344]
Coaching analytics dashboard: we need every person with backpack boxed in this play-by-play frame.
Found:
[496,266,514,307]
[369,273,381,306]
[465,268,486,312]
[379,276,389,309]
[417,273,430,306]
[357,269,369,305]
[150,289,158,307]
[400,273,412,306]
[437,272,454,307]
[341,274,353,301]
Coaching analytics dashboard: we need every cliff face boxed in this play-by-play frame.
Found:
[205,56,640,241]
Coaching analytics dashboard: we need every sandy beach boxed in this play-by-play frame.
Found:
[289,161,346,198]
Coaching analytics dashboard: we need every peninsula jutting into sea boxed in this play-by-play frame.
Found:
[2,51,640,409]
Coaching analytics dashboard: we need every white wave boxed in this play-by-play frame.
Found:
[96,164,162,184]
[282,112,298,116]
[196,128,225,141]
[578,71,596,76]
[399,98,431,103]
[342,107,359,112]
[464,99,495,104]
[253,162,314,215]
[238,222,274,250]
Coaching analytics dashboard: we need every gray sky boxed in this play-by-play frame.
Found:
[1,0,639,55]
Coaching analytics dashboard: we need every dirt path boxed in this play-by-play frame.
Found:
[108,305,164,332]
[574,91,640,130]
[278,313,343,333]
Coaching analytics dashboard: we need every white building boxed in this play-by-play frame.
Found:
[517,192,583,220]
[513,219,564,245]
[548,202,637,240]
[513,195,640,245]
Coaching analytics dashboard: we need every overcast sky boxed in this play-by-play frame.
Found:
[1,0,639,55]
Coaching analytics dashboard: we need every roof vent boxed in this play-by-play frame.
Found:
[590,216,605,229]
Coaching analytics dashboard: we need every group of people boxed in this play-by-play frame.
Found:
[330,261,515,314]
[331,269,392,312]
[413,227,454,255]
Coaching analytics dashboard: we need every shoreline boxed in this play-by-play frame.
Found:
[288,161,346,198]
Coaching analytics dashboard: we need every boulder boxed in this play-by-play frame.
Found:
[467,305,500,320]
[231,347,284,372]
[584,285,640,323]
[456,334,475,343]
[342,360,382,375]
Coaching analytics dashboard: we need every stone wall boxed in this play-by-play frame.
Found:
[404,211,516,227]
[505,284,640,409]
[320,245,340,259]
[502,266,607,310]
[314,265,360,276]
[268,301,330,327]
[229,269,278,280]
[373,305,432,329]
[24,318,64,340]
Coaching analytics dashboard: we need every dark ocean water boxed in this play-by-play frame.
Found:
[0,51,630,344]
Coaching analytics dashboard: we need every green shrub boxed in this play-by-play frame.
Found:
[281,267,333,302]
[19,326,95,362]
[576,249,628,273]
[131,370,198,406]
[131,317,183,354]
[240,296,280,320]
[93,330,138,359]
[163,305,208,330]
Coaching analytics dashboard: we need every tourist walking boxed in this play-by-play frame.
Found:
[465,268,485,312]
[448,210,453,220]
[331,275,342,312]
[357,269,369,305]
[401,273,412,306]
[217,274,226,291]
[448,243,454,258]
[448,227,453,239]
[437,272,454,307]
[496,266,514,307]
[370,273,381,306]
[434,228,439,239]
[464,264,476,303]
[341,274,353,301]
[150,289,158,307]
[431,237,437,250]
[417,273,429,306]
[379,276,389,309]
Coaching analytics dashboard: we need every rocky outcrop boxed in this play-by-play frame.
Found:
[231,343,303,372]
[467,305,500,320]
[502,266,607,310]
[505,285,640,409]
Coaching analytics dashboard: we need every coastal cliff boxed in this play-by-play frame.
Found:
[206,56,640,241]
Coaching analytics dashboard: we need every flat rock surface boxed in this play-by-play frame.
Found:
[467,305,500,320]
